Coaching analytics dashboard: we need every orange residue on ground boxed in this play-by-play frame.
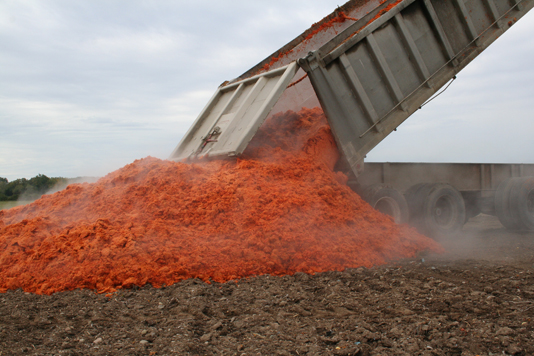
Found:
[0,108,442,295]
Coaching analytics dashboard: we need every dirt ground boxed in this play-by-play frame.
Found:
[1,214,533,356]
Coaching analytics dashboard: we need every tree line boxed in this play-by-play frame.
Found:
[0,175,68,201]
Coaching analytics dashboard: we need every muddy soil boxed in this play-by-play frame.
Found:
[1,214,533,356]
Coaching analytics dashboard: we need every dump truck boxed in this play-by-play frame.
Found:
[170,0,534,237]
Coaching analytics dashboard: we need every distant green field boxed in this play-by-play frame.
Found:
[0,201,33,211]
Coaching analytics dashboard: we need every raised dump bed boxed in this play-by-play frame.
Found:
[298,0,534,176]
[170,0,534,235]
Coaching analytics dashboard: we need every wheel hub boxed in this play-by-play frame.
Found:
[434,196,454,227]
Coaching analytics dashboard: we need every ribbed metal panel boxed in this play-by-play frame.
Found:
[169,63,298,161]
[298,0,533,177]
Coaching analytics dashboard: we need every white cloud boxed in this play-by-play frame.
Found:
[0,0,533,181]
[84,31,182,56]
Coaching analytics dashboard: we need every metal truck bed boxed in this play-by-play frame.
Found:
[169,0,382,162]
[298,0,533,177]
[169,0,534,233]
[170,0,532,175]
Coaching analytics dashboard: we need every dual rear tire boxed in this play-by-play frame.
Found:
[361,184,409,224]
[495,177,534,231]
[361,183,466,237]
[362,177,534,236]
[405,183,466,238]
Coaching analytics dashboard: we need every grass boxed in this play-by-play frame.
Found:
[0,201,33,211]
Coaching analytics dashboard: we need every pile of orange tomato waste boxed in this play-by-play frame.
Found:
[0,107,441,295]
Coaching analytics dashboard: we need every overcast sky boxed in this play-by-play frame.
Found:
[1,1,533,181]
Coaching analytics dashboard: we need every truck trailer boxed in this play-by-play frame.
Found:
[170,0,534,237]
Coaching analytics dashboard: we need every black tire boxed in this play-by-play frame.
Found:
[496,177,534,231]
[495,177,521,229]
[512,177,534,230]
[405,183,432,221]
[405,183,466,237]
[361,184,409,224]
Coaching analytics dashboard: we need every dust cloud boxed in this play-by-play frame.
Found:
[427,214,534,263]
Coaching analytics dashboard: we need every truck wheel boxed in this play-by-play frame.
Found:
[494,177,520,230]
[406,183,466,237]
[496,177,534,230]
[513,177,534,230]
[361,184,409,224]
[404,183,432,220]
